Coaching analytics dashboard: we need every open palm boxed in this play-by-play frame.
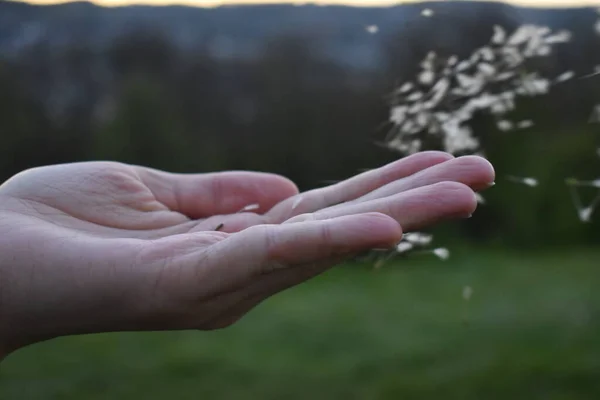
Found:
[0,151,494,356]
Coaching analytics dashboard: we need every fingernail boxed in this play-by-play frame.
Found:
[487,181,496,187]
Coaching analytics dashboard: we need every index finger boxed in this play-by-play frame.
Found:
[265,151,453,222]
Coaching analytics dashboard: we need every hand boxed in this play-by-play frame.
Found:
[0,151,494,358]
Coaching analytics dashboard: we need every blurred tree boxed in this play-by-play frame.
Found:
[108,28,178,81]
[0,61,83,182]
[91,76,189,172]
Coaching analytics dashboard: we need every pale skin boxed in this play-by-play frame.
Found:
[0,151,495,361]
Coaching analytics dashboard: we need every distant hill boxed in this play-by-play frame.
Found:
[1,1,598,70]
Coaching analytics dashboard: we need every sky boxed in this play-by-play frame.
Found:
[21,0,600,8]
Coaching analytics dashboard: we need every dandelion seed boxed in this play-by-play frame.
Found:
[396,241,414,253]
[455,60,472,72]
[433,247,450,260]
[456,73,481,93]
[398,82,413,93]
[491,101,510,115]
[416,112,429,127]
[462,285,473,301]
[492,25,506,44]
[403,232,433,245]
[501,46,523,67]
[462,285,473,325]
[589,104,600,123]
[408,102,425,114]
[393,139,421,154]
[429,78,450,106]
[418,70,435,85]
[406,91,424,102]
[544,30,571,43]
[496,119,513,131]
[565,177,580,186]
[566,178,600,188]
[421,8,434,17]
[583,67,600,79]
[477,63,496,77]
[373,252,395,269]
[555,71,575,83]
[291,196,303,210]
[401,119,417,134]
[478,47,495,62]
[537,26,551,36]
[522,177,539,187]
[494,71,515,81]
[507,25,534,46]
[516,120,534,129]
[467,93,496,109]
[442,124,479,154]
[507,176,538,187]
[420,52,436,70]
[538,45,552,56]
[567,177,599,224]
[238,203,260,213]
[469,51,482,65]
[578,206,594,222]
[475,192,486,204]
[519,77,550,96]
[365,25,379,34]
[390,105,408,124]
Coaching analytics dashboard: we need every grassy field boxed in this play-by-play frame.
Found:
[1,247,600,399]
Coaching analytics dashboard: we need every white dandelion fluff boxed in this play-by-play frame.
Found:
[506,176,538,187]
[365,25,379,34]
[421,8,434,17]
[462,285,473,301]
[238,203,260,213]
[433,248,450,260]
[396,241,414,253]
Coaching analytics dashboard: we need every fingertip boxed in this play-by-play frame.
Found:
[329,212,403,249]
[269,173,300,196]
[454,155,496,189]
[430,181,479,217]
[348,212,403,234]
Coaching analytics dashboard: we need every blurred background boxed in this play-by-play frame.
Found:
[1,0,600,398]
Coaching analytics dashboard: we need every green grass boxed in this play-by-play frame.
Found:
[2,247,600,399]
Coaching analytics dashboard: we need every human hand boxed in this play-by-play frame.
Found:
[0,151,494,358]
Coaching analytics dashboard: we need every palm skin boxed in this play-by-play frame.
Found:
[0,151,494,359]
